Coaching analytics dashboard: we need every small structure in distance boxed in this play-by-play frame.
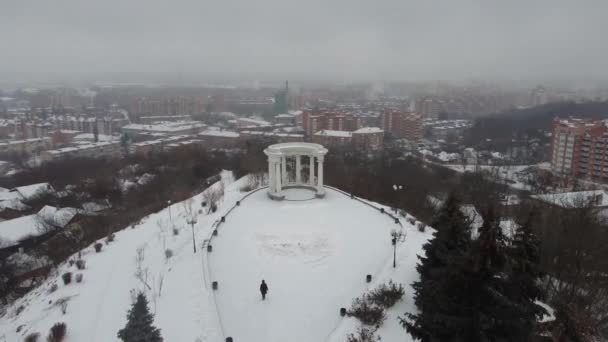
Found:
[263,142,328,200]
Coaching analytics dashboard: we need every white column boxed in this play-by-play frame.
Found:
[275,161,282,192]
[296,155,302,184]
[268,159,275,192]
[281,156,287,184]
[309,155,315,185]
[317,157,324,191]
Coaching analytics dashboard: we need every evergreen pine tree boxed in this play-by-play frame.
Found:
[401,193,475,341]
[404,202,547,342]
[117,292,163,342]
[466,207,545,341]
[506,211,547,339]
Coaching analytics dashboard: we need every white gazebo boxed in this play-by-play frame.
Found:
[263,142,329,200]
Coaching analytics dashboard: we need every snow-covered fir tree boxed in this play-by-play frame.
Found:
[117,292,163,342]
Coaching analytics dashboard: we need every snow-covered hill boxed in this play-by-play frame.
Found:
[0,172,434,342]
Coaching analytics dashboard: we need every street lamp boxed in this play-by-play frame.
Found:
[391,231,398,268]
[167,200,173,222]
[187,218,197,253]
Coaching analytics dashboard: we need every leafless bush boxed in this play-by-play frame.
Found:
[134,245,151,290]
[75,260,85,270]
[48,284,58,293]
[347,327,379,342]
[367,281,404,308]
[105,233,115,243]
[94,243,103,253]
[14,305,25,316]
[75,274,83,283]
[239,173,265,192]
[24,332,39,342]
[46,322,66,342]
[165,249,173,261]
[172,228,179,236]
[61,272,72,285]
[417,222,426,232]
[348,297,386,326]
[203,186,224,214]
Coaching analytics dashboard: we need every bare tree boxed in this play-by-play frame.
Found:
[134,245,151,291]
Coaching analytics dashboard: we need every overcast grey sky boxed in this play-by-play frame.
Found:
[1,0,607,82]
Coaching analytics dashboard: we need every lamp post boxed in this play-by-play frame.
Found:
[392,236,397,268]
[167,200,173,222]
[187,218,197,253]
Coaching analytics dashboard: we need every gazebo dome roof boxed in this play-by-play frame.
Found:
[264,142,328,157]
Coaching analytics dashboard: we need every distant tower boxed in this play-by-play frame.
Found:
[274,80,289,114]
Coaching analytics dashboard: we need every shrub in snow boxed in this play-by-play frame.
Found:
[24,332,40,342]
[117,292,163,342]
[75,259,86,270]
[367,281,405,308]
[47,322,66,342]
[49,284,58,293]
[75,274,83,283]
[348,297,385,326]
[347,327,379,342]
[61,272,72,285]
[14,305,25,316]
[94,242,103,253]
[417,222,426,232]
[106,233,115,243]
[165,249,173,261]
[68,260,74,267]
[172,228,179,236]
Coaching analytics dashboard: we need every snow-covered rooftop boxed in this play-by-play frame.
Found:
[0,214,40,247]
[13,182,53,200]
[353,127,383,134]
[532,190,608,208]
[314,130,352,137]
[199,130,240,138]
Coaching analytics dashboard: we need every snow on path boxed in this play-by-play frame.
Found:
[0,171,240,342]
[209,188,400,342]
[326,212,434,342]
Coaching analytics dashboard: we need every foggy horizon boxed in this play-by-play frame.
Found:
[2,0,608,84]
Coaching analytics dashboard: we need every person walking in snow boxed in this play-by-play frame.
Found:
[260,280,269,300]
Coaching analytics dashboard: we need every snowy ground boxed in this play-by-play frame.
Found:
[209,188,407,342]
[444,164,539,191]
[0,171,238,342]
[0,172,434,342]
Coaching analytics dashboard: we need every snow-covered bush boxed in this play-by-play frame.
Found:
[75,274,83,283]
[61,272,72,285]
[367,281,404,308]
[417,222,426,232]
[172,228,179,236]
[75,259,86,270]
[24,332,39,342]
[106,233,115,243]
[49,284,58,293]
[94,242,103,253]
[348,297,385,326]
[164,249,173,261]
[47,322,66,342]
[347,327,379,342]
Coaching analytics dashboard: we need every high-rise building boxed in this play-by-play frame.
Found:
[379,109,422,141]
[550,117,608,183]
[530,86,548,107]
[273,81,289,114]
[302,109,361,137]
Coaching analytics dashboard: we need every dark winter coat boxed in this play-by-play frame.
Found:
[260,282,268,294]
